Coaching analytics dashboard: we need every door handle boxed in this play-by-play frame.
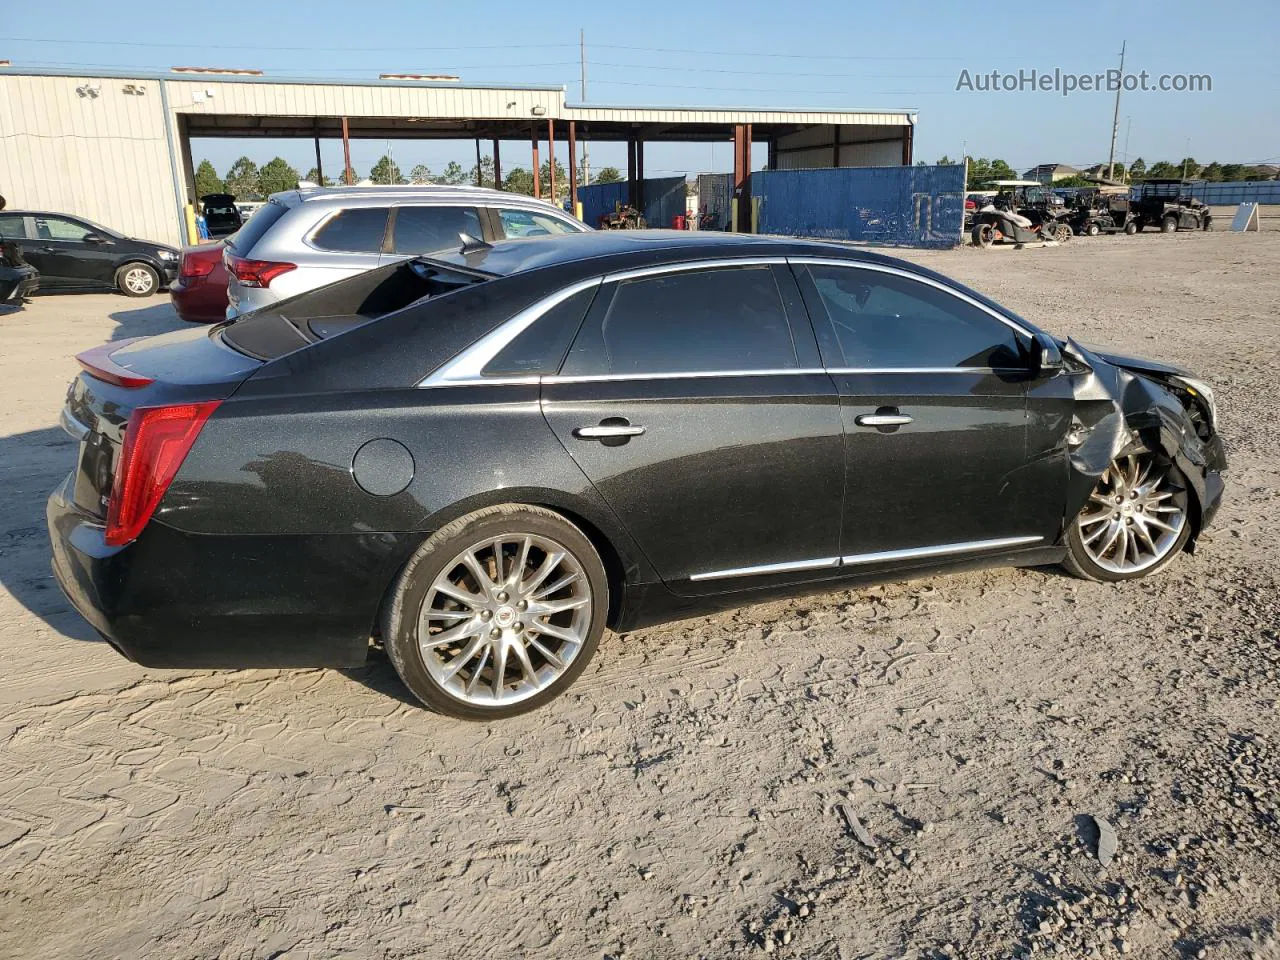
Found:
[855,414,913,427]
[574,423,646,439]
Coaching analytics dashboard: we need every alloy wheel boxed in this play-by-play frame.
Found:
[1076,453,1188,574]
[418,533,593,706]
[124,267,154,294]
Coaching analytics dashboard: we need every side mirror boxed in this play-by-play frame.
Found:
[1034,336,1064,376]
[83,232,108,244]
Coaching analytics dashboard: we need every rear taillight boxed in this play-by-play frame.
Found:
[180,248,220,278]
[105,401,221,546]
[77,340,154,389]
[227,254,296,288]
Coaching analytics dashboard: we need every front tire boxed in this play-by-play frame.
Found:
[1062,451,1192,583]
[1161,216,1179,234]
[972,223,995,248]
[380,505,609,719]
[1085,222,1101,237]
[116,262,158,297]
[1124,220,1139,235]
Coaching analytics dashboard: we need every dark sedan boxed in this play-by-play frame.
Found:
[0,210,178,296]
[47,231,1226,719]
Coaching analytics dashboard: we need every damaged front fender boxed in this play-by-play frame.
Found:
[1059,338,1227,549]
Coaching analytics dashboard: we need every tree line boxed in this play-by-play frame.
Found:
[195,155,624,202]
[926,155,1276,191]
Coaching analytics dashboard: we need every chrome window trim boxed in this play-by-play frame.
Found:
[789,256,1036,341]
[689,556,841,582]
[543,368,824,384]
[419,277,603,387]
[825,366,1006,375]
[604,257,788,283]
[839,535,1043,566]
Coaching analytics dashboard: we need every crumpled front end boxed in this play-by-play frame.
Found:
[1060,339,1227,550]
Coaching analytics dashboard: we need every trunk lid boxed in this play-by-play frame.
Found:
[63,325,261,519]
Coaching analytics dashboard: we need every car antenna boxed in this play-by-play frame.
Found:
[458,232,492,255]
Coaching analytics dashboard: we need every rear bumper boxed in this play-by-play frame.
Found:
[47,476,403,668]
[0,267,38,304]
[170,275,227,323]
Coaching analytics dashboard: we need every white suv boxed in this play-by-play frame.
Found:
[223,185,588,318]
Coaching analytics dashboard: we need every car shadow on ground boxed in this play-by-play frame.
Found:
[337,648,422,708]
[108,299,185,341]
[0,425,104,645]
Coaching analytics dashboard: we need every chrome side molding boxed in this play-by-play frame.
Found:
[690,535,1044,581]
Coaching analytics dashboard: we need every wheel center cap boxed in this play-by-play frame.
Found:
[494,606,516,627]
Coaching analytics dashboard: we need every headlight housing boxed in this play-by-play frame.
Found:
[1171,375,1216,432]
[156,249,179,261]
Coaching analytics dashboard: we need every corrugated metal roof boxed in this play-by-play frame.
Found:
[0,66,914,124]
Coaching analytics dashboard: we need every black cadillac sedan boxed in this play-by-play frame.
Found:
[47,231,1226,719]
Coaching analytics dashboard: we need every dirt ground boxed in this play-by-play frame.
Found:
[1,232,1277,960]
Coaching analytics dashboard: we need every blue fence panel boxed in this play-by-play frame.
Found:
[577,176,688,228]
[577,181,629,228]
[752,164,966,248]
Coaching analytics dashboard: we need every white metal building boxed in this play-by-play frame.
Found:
[0,66,917,246]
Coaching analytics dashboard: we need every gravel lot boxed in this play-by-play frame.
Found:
[1,232,1277,960]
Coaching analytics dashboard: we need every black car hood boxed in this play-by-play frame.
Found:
[1079,344,1193,379]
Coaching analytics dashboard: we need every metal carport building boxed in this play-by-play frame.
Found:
[0,66,917,246]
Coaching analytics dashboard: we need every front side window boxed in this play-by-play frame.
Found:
[34,217,92,242]
[310,207,389,253]
[562,266,798,377]
[392,206,483,255]
[806,266,1027,369]
[0,215,25,239]
[498,208,581,238]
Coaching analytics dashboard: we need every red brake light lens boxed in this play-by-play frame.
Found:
[105,401,221,546]
[76,340,154,389]
[180,248,220,278]
[228,254,296,288]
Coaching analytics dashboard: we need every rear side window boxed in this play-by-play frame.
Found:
[0,215,24,239]
[562,266,798,377]
[482,285,599,377]
[311,208,390,253]
[498,208,581,238]
[806,266,1027,369]
[227,199,288,254]
[392,206,482,255]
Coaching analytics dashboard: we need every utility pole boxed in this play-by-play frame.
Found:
[1122,116,1132,182]
[1106,40,1126,181]
[580,29,589,185]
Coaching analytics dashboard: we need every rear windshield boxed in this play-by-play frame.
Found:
[226,199,288,254]
[219,258,489,360]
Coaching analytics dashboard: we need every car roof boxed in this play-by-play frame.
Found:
[424,229,924,278]
[270,185,570,211]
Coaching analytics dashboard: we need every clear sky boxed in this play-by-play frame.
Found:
[3,0,1277,181]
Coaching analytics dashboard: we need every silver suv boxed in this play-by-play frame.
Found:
[223,185,588,318]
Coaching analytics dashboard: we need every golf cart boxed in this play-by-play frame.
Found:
[1130,179,1212,232]
[970,180,1073,247]
[1069,189,1139,236]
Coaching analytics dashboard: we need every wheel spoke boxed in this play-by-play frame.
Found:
[492,641,509,700]
[1098,520,1124,557]
[531,620,581,645]
[440,632,487,681]
[424,607,473,622]
[461,550,498,596]
[422,619,482,648]
[1144,514,1179,534]
[465,646,492,697]
[1132,518,1158,553]
[523,550,565,596]
[511,640,539,687]
[527,595,590,617]
[434,579,485,606]
[1084,518,1115,546]
[507,536,532,589]
[527,635,566,670]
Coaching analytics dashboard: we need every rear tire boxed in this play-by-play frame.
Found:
[116,262,158,297]
[1124,220,1139,235]
[1085,222,1101,237]
[1161,216,1178,234]
[972,223,995,248]
[380,505,609,719]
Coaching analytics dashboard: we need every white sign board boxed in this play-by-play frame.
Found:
[1231,202,1260,232]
